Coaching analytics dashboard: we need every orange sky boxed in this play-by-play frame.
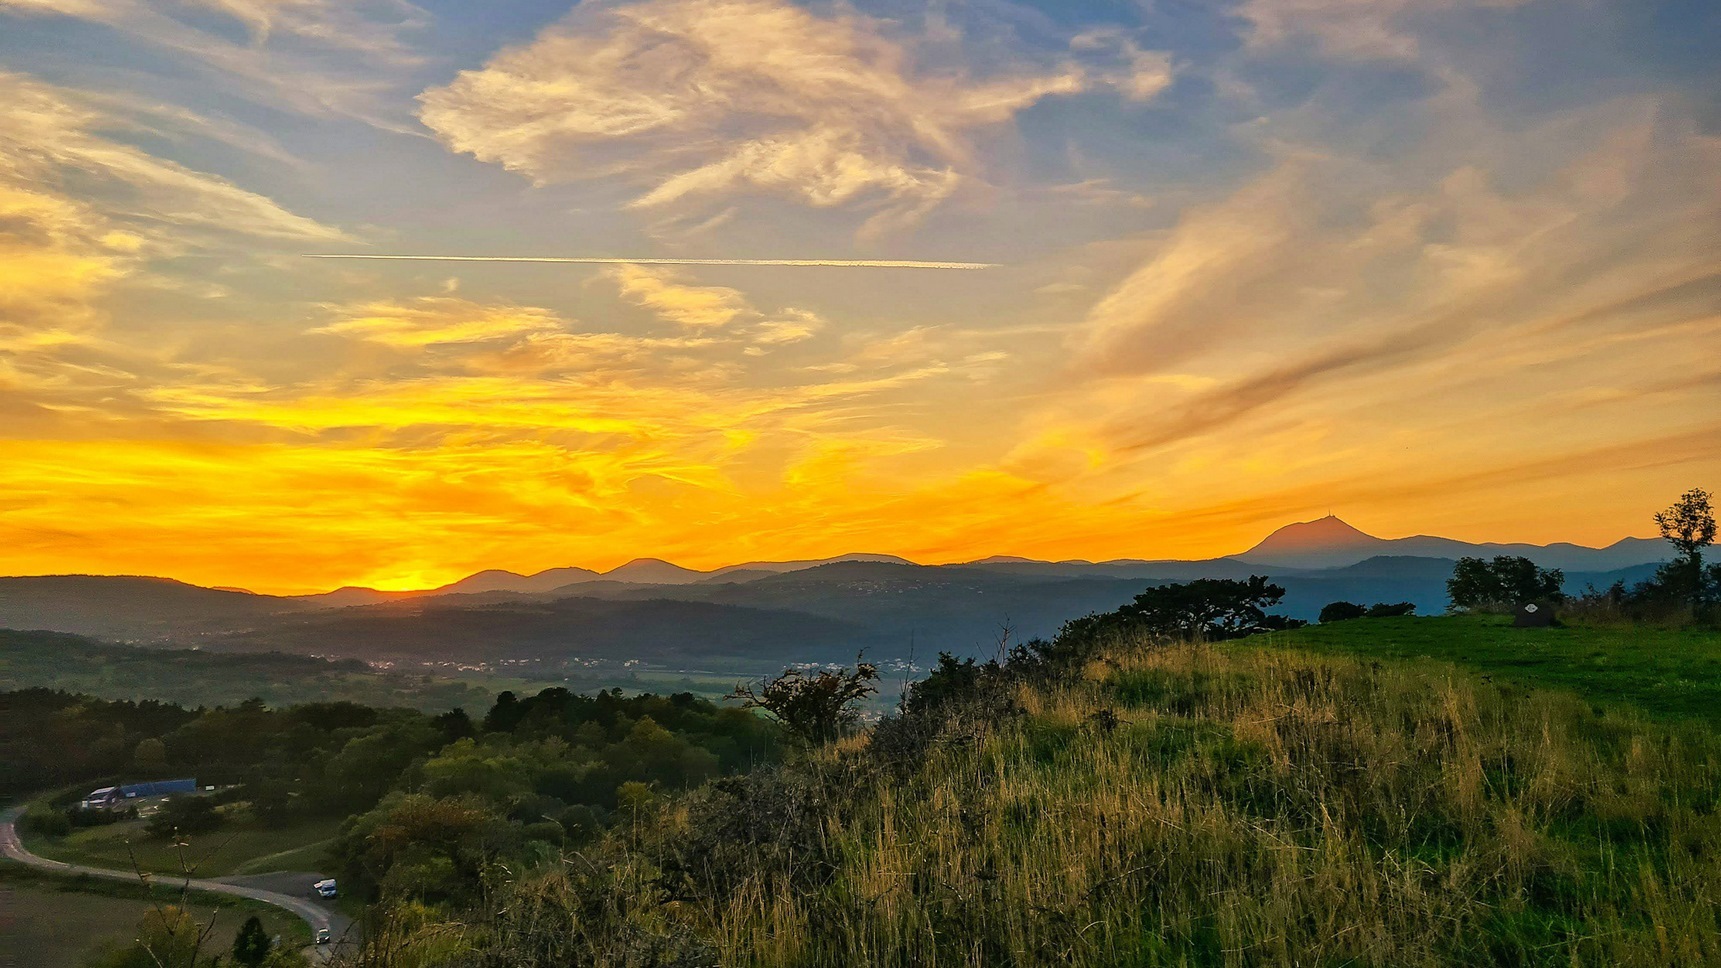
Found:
[1,0,1716,594]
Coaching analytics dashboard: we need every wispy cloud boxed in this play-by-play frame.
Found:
[0,0,428,126]
[309,296,566,347]
[0,72,349,245]
[415,0,1150,234]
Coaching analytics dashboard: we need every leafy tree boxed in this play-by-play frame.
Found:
[1126,577,1299,641]
[1320,601,1368,623]
[131,736,167,772]
[729,659,879,744]
[145,794,222,838]
[232,915,271,968]
[1655,487,1716,609]
[1447,556,1563,612]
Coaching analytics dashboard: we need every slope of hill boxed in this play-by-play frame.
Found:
[457,633,1721,967]
[437,566,604,594]
[601,558,711,585]
[206,596,879,669]
[1238,515,1667,571]
[0,576,310,641]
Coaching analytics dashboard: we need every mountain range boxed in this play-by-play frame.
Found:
[0,517,1671,673]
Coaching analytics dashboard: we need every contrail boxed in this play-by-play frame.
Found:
[305,254,998,270]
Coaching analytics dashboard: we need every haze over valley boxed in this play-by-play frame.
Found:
[0,517,1673,689]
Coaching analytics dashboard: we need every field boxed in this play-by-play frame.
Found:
[28,815,342,879]
[1256,615,1721,726]
[0,865,309,968]
[0,628,512,712]
[472,635,1721,967]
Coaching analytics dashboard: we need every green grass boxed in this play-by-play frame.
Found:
[0,863,310,967]
[1255,614,1721,726]
[452,637,1721,967]
[29,815,342,879]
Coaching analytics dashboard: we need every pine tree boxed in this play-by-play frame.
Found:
[232,915,271,968]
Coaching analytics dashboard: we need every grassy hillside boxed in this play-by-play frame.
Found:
[453,638,1721,967]
[1257,615,1721,727]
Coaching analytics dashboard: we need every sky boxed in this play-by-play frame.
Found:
[0,0,1717,593]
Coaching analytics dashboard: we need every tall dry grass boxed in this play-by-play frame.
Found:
[391,641,1721,967]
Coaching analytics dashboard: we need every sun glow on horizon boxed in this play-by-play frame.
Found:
[0,0,1714,594]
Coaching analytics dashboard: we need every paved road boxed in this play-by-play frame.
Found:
[0,805,354,963]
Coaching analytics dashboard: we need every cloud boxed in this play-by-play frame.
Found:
[606,264,825,348]
[1237,0,1533,61]
[417,0,1134,233]
[1070,28,1174,101]
[0,72,350,433]
[0,0,427,125]
[310,296,567,347]
[0,73,349,245]
[609,264,752,329]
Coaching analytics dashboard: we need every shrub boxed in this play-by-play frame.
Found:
[1366,601,1416,618]
[19,803,70,837]
[729,660,879,744]
[1319,601,1368,623]
[145,794,222,838]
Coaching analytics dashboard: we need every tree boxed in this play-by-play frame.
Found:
[1447,556,1563,612]
[145,794,222,839]
[1655,488,1716,609]
[1366,602,1416,618]
[729,659,879,744]
[232,915,272,968]
[1125,576,1299,640]
[1319,601,1368,624]
[131,737,167,772]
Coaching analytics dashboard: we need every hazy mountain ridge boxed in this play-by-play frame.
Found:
[1238,515,1665,571]
[0,518,1672,664]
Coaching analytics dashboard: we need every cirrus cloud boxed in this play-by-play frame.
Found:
[417,0,1142,233]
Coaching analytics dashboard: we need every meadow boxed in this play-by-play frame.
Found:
[449,633,1721,967]
[1258,615,1721,727]
[29,815,343,880]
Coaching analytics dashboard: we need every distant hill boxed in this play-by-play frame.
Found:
[436,566,604,595]
[206,596,879,669]
[0,519,1676,667]
[0,575,312,641]
[1238,515,1666,571]
[601,558,710,585]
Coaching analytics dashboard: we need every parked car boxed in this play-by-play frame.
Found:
[312,878,337,898]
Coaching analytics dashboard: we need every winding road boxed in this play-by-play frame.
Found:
[0,805,354,963]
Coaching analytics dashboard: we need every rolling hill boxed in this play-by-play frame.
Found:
[0,518,1672,669]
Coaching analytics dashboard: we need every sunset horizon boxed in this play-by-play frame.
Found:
[3,0,1716,598]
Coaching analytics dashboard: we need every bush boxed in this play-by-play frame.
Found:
[145,794,222,838]
[1366,601,1416,618]
[729,660,879,744]
[19,803,70,837]
[68,805,134,828]
[1319,601,1368,623]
